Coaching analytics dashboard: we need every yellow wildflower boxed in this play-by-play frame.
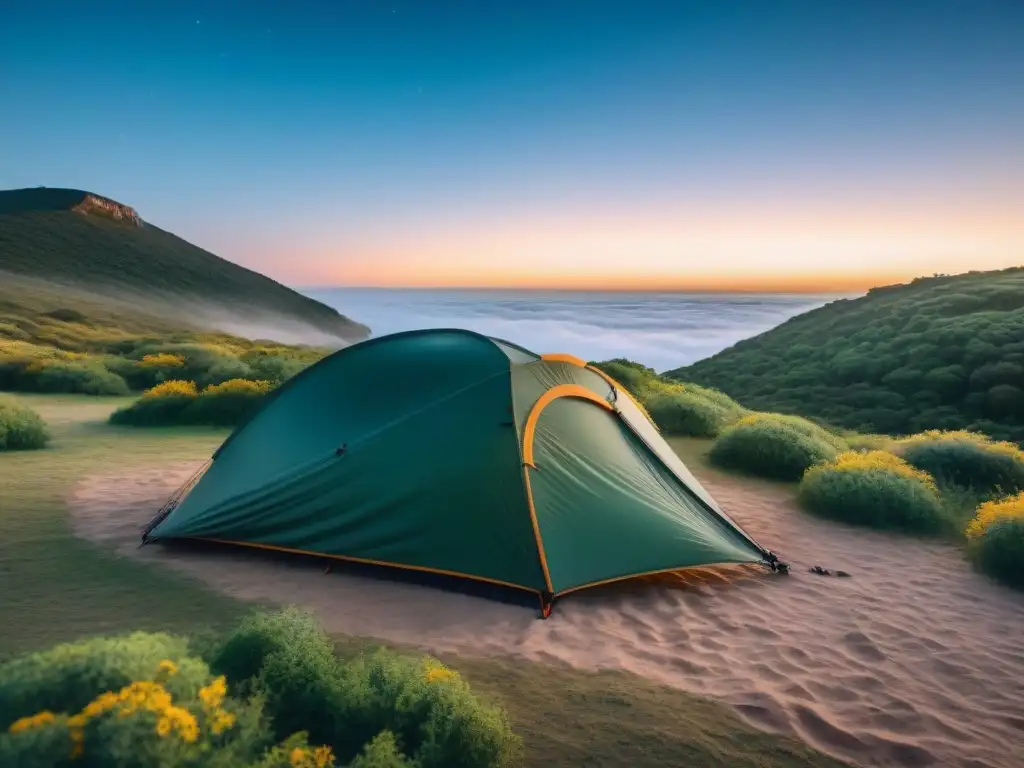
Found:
[290,747,309,767]
[8,710,56,733]
[156,716,173,737]
[138,353,185,368]
[805,451,937,490]
[198,675,227,710]
[424,660,456,684]
[202,378,273,396]
[210,709,236,735]
[157,659,179,677]
[312,745,335,767]
[966,491,1024,539]
[897,430,1024,462]
[143,380,198,398]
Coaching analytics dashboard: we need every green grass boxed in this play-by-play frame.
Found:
[669,267,1024,445]
[0,395,243,659]
[0,187,369,343]
[0,394,847,767]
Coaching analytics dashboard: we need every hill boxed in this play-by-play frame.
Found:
[667,268,1024,444]
[0,187,368,345]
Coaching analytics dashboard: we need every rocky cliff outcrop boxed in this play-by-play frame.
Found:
[72,193,144,227]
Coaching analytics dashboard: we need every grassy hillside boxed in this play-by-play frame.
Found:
[668,268,1024,444]
[0,187,368,344]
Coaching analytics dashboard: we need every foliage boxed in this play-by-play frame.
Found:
[798,451,947,533]
[969,518,1024,589]
[0,397,49,451]
[708,414,840,481]
[894,430,1024,496]
[670,267,1024,445]
[590,359,747,436]
[208,609,521,768]
[189,379,274,427]
[965,491,1024,539]
[0,611,518,767]
[0,354,130,395]
[110,379,272,427]
[645,390,731,437]
[0,631,206,729]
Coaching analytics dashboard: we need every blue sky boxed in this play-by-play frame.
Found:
[3,1,1022,289]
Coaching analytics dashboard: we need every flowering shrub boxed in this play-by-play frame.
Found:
[0,397,49,451]
[138,353,186,368]
[798,451,946,533]
[0,613,496,766]
[895,430,1024,495]
[966,491,1024,539]
[146,380,200,398]
[709,414,841,481]
[966,493,1024,588]
[109,379,272,427]
[208,609,520,768]
[0,356,129,395]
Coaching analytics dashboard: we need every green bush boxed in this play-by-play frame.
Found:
[0,397,49,451]
[589,360,657,399]
[971,518,1024,588]
[209,610,520,768]
[242,350,310,385]
[709,415,840,481]
[0,613,516,766]
[147,344,254,389]
[110,379,272,427]
[896,431,1024,496]
[109,380,198,426]
[798,451,947,533]
[0,631,204,728]
[645,390,731,437]
[0,358,129,395]
[965,492,1024,588]
[187,379,272,427]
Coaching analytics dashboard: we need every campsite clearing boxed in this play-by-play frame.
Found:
[0,394,849,768]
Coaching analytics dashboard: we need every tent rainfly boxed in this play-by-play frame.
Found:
[144,329,785,616]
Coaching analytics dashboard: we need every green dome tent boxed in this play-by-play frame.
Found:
[144,329,783,616]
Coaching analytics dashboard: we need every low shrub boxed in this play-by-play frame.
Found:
[646,390,732,437]
[741,413,848,450]
[895,430,1024,496]
[0,631,204,728]
[589,360,659,400]
[145,344,254,389]
[190,379,273,427]
[0,397,49,451]
[798,451,947,533]
[113,353,188,390]
[109,380,198,426]
[110,379,272,427]
[242,349,311,385]
[966,493,1024,588]
[0,358,129,395]
[1,612,515,767]
[209,609,520,768]
[709,414,840,481]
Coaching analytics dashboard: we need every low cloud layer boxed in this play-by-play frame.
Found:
[307,288,844,371]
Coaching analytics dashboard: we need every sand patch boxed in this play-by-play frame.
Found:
[70,462,1024,768]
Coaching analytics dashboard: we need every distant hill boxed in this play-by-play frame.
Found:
[668,268,1024,444]
[0,187,368,345]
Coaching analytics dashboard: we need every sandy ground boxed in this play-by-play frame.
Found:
[70,462,1024,768]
